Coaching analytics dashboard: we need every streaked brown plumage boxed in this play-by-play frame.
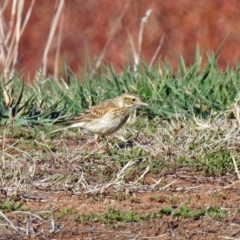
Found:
[69,93,148,136]
[52,93,148,148]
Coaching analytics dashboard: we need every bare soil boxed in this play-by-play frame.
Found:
[2,175,240,240]
[1,135,240,240]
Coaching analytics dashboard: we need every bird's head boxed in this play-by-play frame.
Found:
[116,93,148,109]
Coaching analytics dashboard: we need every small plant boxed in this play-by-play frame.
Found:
[206,206,227,219]
[197,150,234,176]
[76,207,139,223]
[173,206,205,219]
[0,201,23,212]
[57,208,72,218]
[160,206,173,216]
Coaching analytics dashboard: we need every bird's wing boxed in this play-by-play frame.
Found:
[69,99,118,124]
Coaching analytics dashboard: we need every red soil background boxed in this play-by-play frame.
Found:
[2,0,240,80]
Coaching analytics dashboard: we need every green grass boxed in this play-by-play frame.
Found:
[1,51,240,127]
[0,200,23,212]
[57,208,72,218]
[75,205,228,224]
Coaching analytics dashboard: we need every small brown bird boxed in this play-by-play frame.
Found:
[51,93,148,148]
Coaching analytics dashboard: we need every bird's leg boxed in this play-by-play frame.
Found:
[94,134,110,153]
[94,134,102,149]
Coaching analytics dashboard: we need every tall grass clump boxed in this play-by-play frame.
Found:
[1,49,240,126]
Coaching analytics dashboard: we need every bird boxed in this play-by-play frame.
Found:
[50,93,148,148]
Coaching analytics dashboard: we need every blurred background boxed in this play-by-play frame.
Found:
[1,0,240,80]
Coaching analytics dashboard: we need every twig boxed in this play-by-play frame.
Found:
[0,210,19,233]
[93,4,129,73]
[149,34,164,67]
[54,5,64,78]
[138,9,152,57]
[140,234,167,239]
[231,153,240,180]
[0,0,35,81]
[134,9,152,72]
[42,0,65,76]
[50,206,56,233]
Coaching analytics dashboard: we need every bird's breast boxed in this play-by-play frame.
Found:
[84,111,130,135]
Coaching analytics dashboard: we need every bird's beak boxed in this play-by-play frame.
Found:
[138,101,148,106]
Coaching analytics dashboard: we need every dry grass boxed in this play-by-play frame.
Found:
[1,108,239,195]
[0,0,64,81]
[0,109,240,238]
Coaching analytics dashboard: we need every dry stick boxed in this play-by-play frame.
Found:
[0,0,10,63]
[232,99,240,126]
[54,8,64,78]
[231,153,240,180]
[5,0,17,46]
[99,160,137,193]
[217,236,240,240]
[0,0,16,55]
[50,206,56,233]
[0,0,13,69]
[19,0,35,35]
[1,129,6,168]
[127,9,152,72]
[137,9,152,64]
[140,235,167,239]
[2,0,34,81]
[0,210,19,233]
[127,29,137,66]
[13,0,34,62]
[42,0,65,76]
[4,0,23,79]
[11,0,24,72]
[149,34,165,67]
[81,160,136,194]
[134,165,150,183]
[0,0,9,15]
[160,180,176,190]
[0,129,6,188]
[12,0,35,73]
[14,211,48,221]
[1,0,17,80]
[0,15,6,65]
[13,211,51,236]
[93,3,129,75]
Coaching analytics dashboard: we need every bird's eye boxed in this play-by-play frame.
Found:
[132,98,136,102]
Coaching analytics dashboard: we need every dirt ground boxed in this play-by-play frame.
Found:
[1,130,240,240]
[1,171,240,239]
